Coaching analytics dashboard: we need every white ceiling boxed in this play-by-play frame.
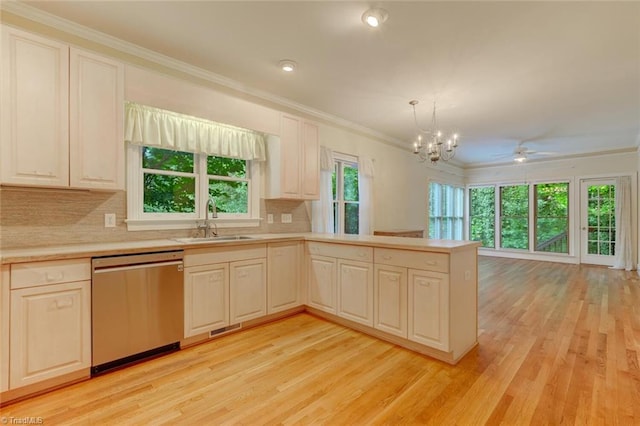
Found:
[18,1,640,166]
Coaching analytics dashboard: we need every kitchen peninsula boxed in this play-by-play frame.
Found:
[0,233,479,403]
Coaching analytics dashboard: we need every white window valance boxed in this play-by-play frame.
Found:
[124,102,266,161]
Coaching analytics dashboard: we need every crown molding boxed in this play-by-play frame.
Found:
[0,1,407,150]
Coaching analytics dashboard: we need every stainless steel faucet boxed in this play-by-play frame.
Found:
[197,196,218,237]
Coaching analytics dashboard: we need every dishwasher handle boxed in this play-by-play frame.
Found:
[93,260,183,274]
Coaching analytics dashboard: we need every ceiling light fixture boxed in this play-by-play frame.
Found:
[410,100,460,164]
[362,8,388,28]
[278,60,297,72]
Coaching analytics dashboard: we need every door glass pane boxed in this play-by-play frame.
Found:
[469,187,495,248]
[500,185,528,250]
[535,183,569,253]
[587,184,616,256]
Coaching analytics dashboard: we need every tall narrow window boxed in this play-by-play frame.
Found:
[469,186,496,248]
[332,155,359,234]
[429,182,464,240]
[500,185,529,250]
[587,184,616,256]
[535,183,569,253]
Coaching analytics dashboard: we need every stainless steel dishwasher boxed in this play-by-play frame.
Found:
[91,250,184,375]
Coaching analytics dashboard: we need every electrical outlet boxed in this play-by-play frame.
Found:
[104,213,116,228]
[281,213,292,224]
[267,214,274,224]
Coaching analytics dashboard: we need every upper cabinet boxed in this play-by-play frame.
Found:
[265,114,320,200]
[69,48,124,190]
[1,26,124,190]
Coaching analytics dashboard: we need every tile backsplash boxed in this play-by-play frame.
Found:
[0,187,311,249]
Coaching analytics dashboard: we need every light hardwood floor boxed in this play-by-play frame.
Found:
[2,257,639,424]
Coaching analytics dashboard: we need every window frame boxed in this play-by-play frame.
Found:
[126,144,261,231]
[332,152,359,235]
[428,181,465,240]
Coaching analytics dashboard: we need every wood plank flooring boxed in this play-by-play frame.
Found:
[2,257,639,424]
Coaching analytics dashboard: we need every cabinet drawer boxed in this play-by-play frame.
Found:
[374,248,449,273]
[306,242,372,262]
[184,244,267,267]
[10,259,91,289]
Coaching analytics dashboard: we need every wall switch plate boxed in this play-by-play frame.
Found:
[267,214,274,224]
[281,213,292,224]
[104,213,116,228]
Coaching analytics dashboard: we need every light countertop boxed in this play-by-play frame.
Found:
[1,233,480,264]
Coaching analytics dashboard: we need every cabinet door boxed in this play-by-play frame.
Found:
[280,114,301,198]
[267,242,302,314]
[1,266,9,392]
[184,263,229,337]
[408,269,449,351]
[301,120,319,200]
[374,264,408,338]
[69,48,124,190]
[1,26,69,187]
[230,258,267,323]
[10,281,90,389]
[337,259,373,326]
[307,255,337,314]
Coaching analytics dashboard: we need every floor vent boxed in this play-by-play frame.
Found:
[210,323,242,338]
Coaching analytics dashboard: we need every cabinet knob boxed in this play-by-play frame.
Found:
[45,272,64,282]
[383,255,392,260]
[54,298,73,309]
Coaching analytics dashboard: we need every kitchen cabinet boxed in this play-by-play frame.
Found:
[373,264,408,338]
[1,26,124,190]
[408,269,449,351]
[1,266,9,393]
[69,48,124,190]
[337,259,373,327]
[184,244,267,338]
[230,258,267,323]
[307,255,337,314]
[267,241,303,314]
[9,259,91,389]
[307,242,373,322]
[265,114,320,200]
[184,263,229,337]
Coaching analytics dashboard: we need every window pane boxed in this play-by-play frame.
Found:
[469,187,495,248]
[586,184,616,256]
[207,157,246,178]
[343,165,359,202]
[500,185,528,250]
[333,202,338,234]
[209,180,248,214]
[535,183,569,253]
[332,165,337,201]
[143,174,195,213]
[142,147,193,172]
[344,202,359,234]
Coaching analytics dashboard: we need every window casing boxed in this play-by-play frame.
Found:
[332,154,359,235]
[126,145,260,230]
[429,182,464,240]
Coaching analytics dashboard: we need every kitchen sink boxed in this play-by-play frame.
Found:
[173,235,258,244]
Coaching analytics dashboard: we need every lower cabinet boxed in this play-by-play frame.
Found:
[267,241,302,314]
[1,266,10,393]
[337,259,373,327]
[374,264,408,338]
[183,245,267,338]
[10,280,91,389]
[408,269,449,351]
[307,255,337,314]
[184,263,229,337]
[230,258,267,323]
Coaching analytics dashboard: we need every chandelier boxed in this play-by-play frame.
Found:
[410,100,459,164]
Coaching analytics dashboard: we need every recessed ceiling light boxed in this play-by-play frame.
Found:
[279,60,297,72]
[362,8,388,28]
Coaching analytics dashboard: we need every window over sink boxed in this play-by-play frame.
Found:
[126,145,260,231]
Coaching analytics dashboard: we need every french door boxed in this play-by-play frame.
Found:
[580,179,616,266]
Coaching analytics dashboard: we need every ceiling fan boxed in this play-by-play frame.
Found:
[494,142,557,163]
